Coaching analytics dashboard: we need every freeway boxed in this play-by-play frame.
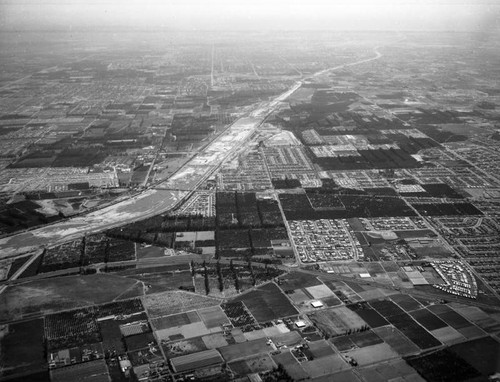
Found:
[0,46,384,259]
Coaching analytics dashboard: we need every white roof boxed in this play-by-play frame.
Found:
[311,301,324,308]
[295,320,306,327]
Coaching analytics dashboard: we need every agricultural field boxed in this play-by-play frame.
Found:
[343,342,399,366]
[406,349,481,382]
[39,239,83,273]
[107,238,136,262]
[229,354,276,376]
[369,300,406,318]
[144,290,222,318]
[219,338,269,362]
[271,350,309,381]
[301,354,350,378]
[0,319,46,379]
[151,311,201,331]
[448,336,500,376]
[155,320,213,342]
[0,274,142,323]
[430,326,465,345]
[277,272,322,291]
[124,332,156,352]
[232,282,299,322]
[197,306,231,329]
[162,336,207,358]
[45,307,101,350]
[389,295,422,312]
[99,319,126,356]
[50,359,109,382]
[201,333,228,349]
[372,326,420,356]
[409,308,448,331]
[128,269,193,294]
[127,344,163,367]
[331,330,383,351]
[308,306,367,337]
[386,313,441,350]
[358,359,425,382]
[221,301,258,329]
[427,304,474,330]
[321,280,363,304]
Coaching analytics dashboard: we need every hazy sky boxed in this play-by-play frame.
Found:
[1,0,499,32]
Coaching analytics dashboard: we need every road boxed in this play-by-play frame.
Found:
[0,46,385,259]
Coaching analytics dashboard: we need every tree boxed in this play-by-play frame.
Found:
[216,260,223,292]
[190,260,195,277]
[230,259,239,292]
[247,257,256,286]
[204,262,210,295]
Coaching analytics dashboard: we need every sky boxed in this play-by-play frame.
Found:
[0,0,499,32]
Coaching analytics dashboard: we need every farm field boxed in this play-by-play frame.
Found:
[170,348,223,373]
[162,337,207,358]
[331,330,383,352]
[219,338,269,362]
[301,354,350,378]
[50,359,109,382]
[0,274,141,322]
[406,349,482,382]
[45,307,101,350]
[358,359,425,382]
[232,282,298,322]
[124,332,156,352]
[322,295,342,307]
[202,333,228,349]
[155,321,214,342]
[151,311,201,330]
[350,330,384,348]
[271,350,309,381]
[386,313,441,350]
[305,339,335,359]
[347,303,389,328]
[129,270,193,294]
[344,342,399,366]
[144,290,221,317]
[369,299,406,318]
[308,307,367,337]
[99,319,126,355]
[314,370,362,382]
[136,244,166,259]
[456,325,486,339]
[305,284,336,299]
[197,306,231,329]
[221,301,258,329]
[449,336,500,376]
[409,308,448,331]
[0,319,46,378]
[277,272,322,290]
[427,305,474,330]
[229,354,276,376]
[430,326,465,345]
[373,326,420,356]
[389,295,422,312]
[321,280,363,303]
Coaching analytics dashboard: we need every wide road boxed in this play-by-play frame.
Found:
[0,46,385,258]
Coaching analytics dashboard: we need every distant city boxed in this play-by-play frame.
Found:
[0,29,499,382]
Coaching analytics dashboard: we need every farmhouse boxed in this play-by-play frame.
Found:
[311,301,324,308]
